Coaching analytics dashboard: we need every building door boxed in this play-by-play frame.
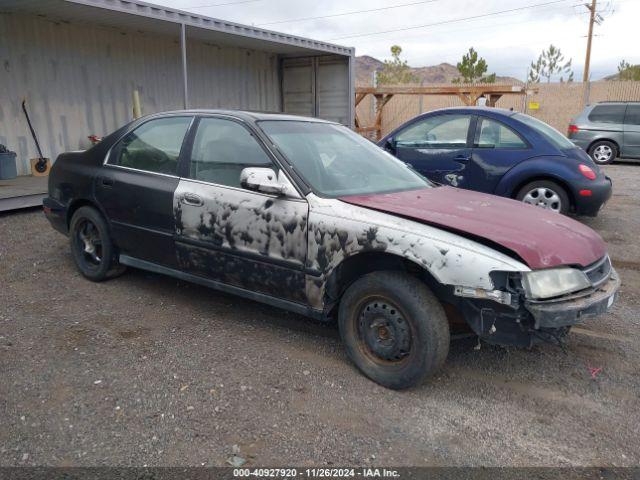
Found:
[281,56,351,125]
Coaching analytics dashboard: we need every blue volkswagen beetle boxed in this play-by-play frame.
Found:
[379,107,612,216]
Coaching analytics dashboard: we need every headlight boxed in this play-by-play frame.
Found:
[522,268,590,300]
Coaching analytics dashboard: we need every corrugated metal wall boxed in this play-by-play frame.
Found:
[0,12,281,175]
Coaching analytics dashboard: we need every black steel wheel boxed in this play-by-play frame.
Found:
[69,206,125,281]
[338,271,450,390]
[357,297,413,364]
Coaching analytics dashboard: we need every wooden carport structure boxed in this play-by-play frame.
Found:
[354,84,536,140]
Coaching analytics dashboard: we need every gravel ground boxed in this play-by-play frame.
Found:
[1,164,639,467]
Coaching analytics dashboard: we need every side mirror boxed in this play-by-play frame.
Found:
[384,137,396,152]
[240,167,293,196]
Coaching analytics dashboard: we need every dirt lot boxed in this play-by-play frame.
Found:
[1,164,639,467]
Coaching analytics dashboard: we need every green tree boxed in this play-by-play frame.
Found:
[376,45,417,85]
[452,47,495,84]
[528,45,574,83]
[617,59,640,81]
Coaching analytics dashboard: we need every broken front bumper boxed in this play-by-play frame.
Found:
[456,269,620,347]
[524,269,620,329]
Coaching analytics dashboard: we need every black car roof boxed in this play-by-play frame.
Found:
[145,109,337,124]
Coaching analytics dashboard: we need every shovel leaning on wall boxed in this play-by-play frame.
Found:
[21,98,51,177]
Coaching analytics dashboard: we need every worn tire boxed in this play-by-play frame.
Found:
[588,140,618,165]
[516,179,570,215]
[69,206,126,281]
[338,271,450,390]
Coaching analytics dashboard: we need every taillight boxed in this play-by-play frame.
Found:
[568,124,579,135]
[579,164,596,180]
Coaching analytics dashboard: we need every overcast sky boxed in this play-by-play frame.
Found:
[157,0,639,80]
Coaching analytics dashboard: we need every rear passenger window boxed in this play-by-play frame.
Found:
[588,105,627,124]
[111,117,191,175]
[476,118,527,149]
[624,105,640,125]
[188,118,273,188]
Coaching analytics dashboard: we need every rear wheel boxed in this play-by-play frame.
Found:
[338,271,450,390]
[516,180,570,214]
[588,141,617,165]
[69,206,125,281]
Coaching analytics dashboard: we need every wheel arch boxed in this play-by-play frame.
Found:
[323,251,445,315]
[587,137,620,153]
[510,175,576,211]
[66,198,107,228]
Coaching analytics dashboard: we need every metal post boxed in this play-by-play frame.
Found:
[180,23,189,109]
[348,51,356,128]
[523,67,530,114]
[371,71,377,130]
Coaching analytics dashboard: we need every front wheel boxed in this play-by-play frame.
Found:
[516,180,570,214]
[69,206,126,281]
[338,271,450,390]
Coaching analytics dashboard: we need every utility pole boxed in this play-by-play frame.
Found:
[583,0,597,82]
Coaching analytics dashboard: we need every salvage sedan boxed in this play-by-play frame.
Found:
[44,110,620,389]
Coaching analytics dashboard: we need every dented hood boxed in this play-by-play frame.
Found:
[339,187,606,269]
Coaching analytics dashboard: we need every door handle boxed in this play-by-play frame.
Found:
[181,192,204,207]
[454,155,471,162]
[99,176,114,187]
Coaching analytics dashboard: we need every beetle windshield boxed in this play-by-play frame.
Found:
[513,113,576,150]
[259,121,430,197]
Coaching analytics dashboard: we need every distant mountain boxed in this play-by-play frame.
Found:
[356,55,385,85]
[356,55,522,86]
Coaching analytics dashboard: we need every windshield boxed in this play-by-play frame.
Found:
[258,121,430,197]
[514,113,576,149]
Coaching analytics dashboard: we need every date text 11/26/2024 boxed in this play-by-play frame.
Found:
[233,467,400,478]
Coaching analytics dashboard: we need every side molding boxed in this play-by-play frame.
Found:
[119,254,324,320]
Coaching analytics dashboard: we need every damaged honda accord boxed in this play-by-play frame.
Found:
[43,110,620,389]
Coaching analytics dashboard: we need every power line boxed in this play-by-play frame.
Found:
[371,1,613,43]
[328,0,576,40]
[257,0,439,26]
[379,0,633,44]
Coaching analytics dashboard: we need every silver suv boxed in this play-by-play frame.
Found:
[568,101,640,164]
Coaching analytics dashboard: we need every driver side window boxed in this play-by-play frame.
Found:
[110,117,192,175]
[395,114,470,149]
[188,117,274,189]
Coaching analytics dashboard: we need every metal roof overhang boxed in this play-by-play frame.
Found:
[1,0,354,57]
